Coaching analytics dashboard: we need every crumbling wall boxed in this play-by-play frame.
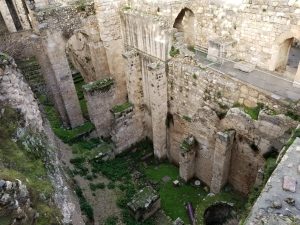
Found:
[111,107,144,154]
[83,78,115,138]
[0,55,43,131]
[167,58,299,193]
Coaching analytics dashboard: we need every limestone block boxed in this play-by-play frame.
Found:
[282,176,297,193]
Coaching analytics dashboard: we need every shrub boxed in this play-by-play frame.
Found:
[169,46,180,57]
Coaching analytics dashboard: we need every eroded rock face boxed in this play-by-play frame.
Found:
[0,179,37,225]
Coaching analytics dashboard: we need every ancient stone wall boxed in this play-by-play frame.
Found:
[0,55,43,131]
[124,0,300,74]
[94,0,127,103]
[83,81,115,138]
[111,107,145,154]
[167,57,299,193]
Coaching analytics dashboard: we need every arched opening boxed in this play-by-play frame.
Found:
[274,37,300,80]
[173,8,195,46]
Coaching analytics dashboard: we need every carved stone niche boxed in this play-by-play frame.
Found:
[207,38,236,63]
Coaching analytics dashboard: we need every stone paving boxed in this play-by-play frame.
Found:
[196,52,300,101]
[245,138,300,225]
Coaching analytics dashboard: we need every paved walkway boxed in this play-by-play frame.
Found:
[196,52,300,101]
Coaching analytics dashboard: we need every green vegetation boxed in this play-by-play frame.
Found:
[75,0,87,11]
[111,102,133,114]
[180,136,195,153]
[73,72,89,120]
[0,106,61,225]
[83,78,114,93]
[144,163,246,224]
[123,6,131,10]
[187,45,196,53]
[182,115,192,122]
[90,182,106,191]
[104,216,119,225]
[169,46,180,57]
[285,128,300,149]
[75,185,94,221]
[89,139,156,225]
[107,181,116,189]
[39,95,94,143]
[233,102,264,120]
[285,110,300,122]
[192,73,197,79]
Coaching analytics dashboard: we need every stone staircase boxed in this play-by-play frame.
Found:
[16,57,46,95]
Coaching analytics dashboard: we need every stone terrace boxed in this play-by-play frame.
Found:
[196,51,300,101]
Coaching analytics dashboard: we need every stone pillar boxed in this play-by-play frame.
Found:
[12,0,31,30]
[211,130,235,193]
[94,0,127,103]
[87,41,110,81]
[43,32,84,128]
[179,136,196,182]
[83,78,115,138]
[123,49,143,106]
[0,0,17,32]
[148,61,168,159]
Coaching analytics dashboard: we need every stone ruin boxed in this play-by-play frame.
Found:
[0,179,37,225]
[127,186,161,221]
[1,0,300,224]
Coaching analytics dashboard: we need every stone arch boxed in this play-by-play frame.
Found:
[66,31,110,83]
[173,7,195,46]
[269,29,300,83]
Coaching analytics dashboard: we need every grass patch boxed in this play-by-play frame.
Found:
[111,102,133,114]
[144,164,246,224]
[83,78,114,93]
[233,102,264,120]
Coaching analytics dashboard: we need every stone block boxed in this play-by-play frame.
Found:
[282,176,297,193]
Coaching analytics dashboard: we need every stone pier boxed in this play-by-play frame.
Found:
[0,0,17,32]
[42,32,84,128]
[83,78,115,138]
[211,130,235,193]
[148,62,168,159]
[12,0,31,30]
[179,135,196,182]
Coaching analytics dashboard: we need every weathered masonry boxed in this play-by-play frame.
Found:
[2,0,300,198]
